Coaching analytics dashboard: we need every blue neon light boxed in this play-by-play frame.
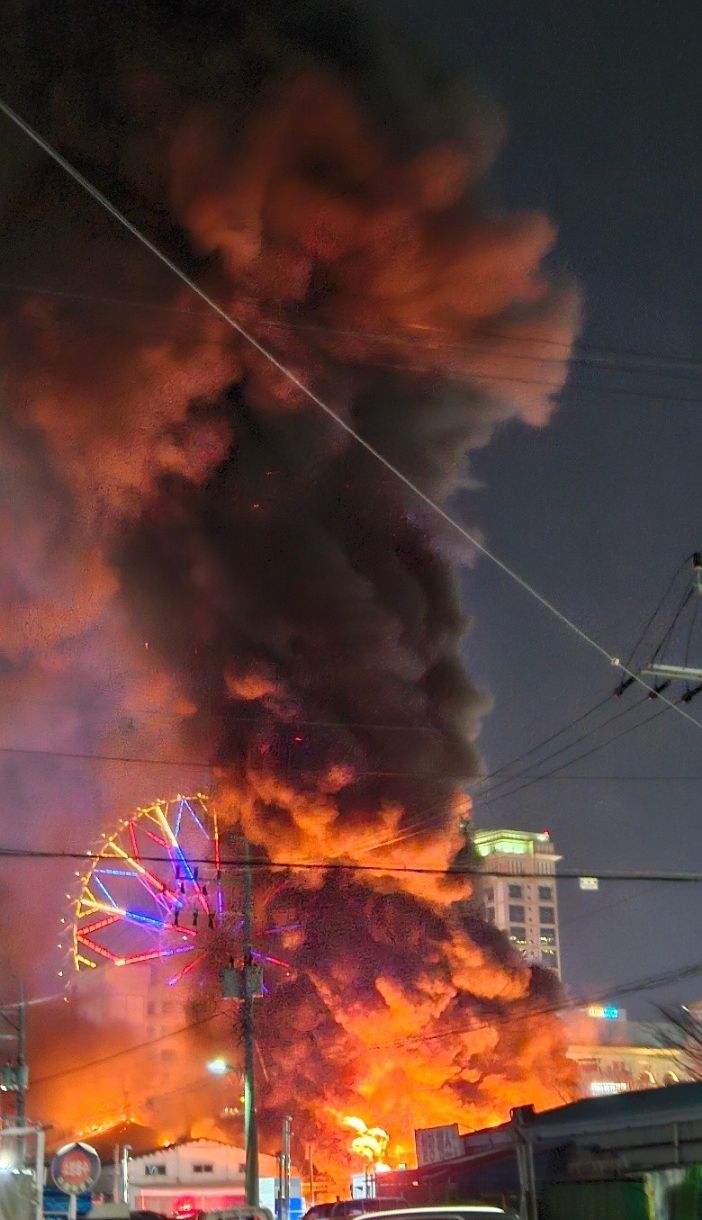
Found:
[172,841,197,886]
[183,799,208,839]
[125,909,167,928]
[94,876,118,906]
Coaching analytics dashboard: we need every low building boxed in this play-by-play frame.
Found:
[128,1138,301,1217]
[471,828,562,975]
[379,1081,702,1219]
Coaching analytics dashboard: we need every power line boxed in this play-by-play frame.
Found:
[2,845,702,883]
[479,700,669,809]
[3,278,702,380]
[372,956,702,1050]
[30,1007,227,1087]
[558,884,656,931]
[475,695,648,801]
[28,953,702,1079]
[477,773,702,781]
[472,694,614,791]
[1,95,700,741]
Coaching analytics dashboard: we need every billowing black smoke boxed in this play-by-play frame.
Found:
[0,0,580,1167]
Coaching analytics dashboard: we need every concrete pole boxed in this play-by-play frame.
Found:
[281,1115,292,1220]
[243,839,260,1207]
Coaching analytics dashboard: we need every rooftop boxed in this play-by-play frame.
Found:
[472,829,560,859]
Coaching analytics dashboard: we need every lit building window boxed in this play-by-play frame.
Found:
[540,929,556,946]
[510,926,527,945]
[508,884,523,899]
[539,905,555,924]
[509,904,526,923]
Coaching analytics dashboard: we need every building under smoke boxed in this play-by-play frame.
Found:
[471,829,562,976]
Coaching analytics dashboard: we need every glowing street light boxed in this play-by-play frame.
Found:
[207,1058,233,1076]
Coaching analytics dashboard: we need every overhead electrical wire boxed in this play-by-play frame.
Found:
[373,956,702,1049]
[27,956,702,1081]
[3,278,702,382]
[475,694,650,801]
[472,693,614,790]
[30,1007,228,1086]
[479,699,671,809]
[2,844,702,883]
[1,93,701,740]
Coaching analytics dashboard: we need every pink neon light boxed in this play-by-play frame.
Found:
[168,950,205,986]
[144,829,169,848]
[76,935,121,962]
[258,952,291,969]
[80,913,121,936]
[128,820,140,862]
[139,864,179,903]
[116,947,177,965]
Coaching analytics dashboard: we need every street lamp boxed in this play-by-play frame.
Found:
[207,1058,233,1077]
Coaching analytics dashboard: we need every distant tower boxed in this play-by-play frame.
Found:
[471,828,562,976]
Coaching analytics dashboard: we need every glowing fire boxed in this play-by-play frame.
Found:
[343,1117,391,1171]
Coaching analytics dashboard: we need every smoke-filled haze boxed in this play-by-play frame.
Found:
[1,0,580,1169]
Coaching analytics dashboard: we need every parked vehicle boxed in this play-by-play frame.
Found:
[357,1207,517,1220]
[303,1199,407,1220]
[331,1202,407,1220]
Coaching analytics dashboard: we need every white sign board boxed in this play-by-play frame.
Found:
[579,876,599,891]
[414,1123,462,1166]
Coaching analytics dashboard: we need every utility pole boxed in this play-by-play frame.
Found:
[242,839,260,1208]
[308,1144,315,1207]
[16,981,26,1129]
[220,837,263,1207]
[280,1115,291,1220]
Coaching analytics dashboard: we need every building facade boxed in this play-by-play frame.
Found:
[564,1005,689,1097]
[128,1138,301,1216]
[471,828,562,975]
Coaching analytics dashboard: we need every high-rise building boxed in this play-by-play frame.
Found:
[471,828,562,975]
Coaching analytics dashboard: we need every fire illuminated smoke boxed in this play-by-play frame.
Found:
[343,1118,391,1172]
[1,0,581,1174]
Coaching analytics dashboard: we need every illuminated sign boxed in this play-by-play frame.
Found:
[589,1081,628,1096]
[51,1143,101,1195]
[587,1005,621,1020]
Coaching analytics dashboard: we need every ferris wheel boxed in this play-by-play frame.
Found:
[70,793,295,989]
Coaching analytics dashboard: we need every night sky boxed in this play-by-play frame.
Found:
[395,0,702,1011]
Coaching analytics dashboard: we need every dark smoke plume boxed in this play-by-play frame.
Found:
[1,0,580,1169]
